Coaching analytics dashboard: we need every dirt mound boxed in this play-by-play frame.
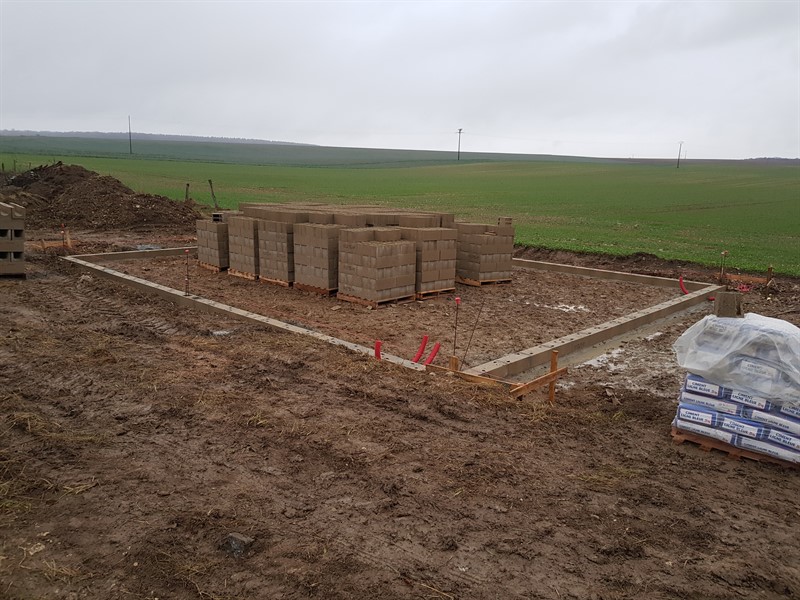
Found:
[0,162,202,231]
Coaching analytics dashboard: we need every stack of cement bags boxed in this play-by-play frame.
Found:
[672,313,800,465]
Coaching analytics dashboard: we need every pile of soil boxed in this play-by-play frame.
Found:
[0,162,202,231]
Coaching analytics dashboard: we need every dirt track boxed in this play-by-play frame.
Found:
[2,232,799,600]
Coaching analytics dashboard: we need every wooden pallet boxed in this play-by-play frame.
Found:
[337,293,415,309]
[228,268,258,281]
[259,276,292,288]
[416,287,455,300]
[199,262,227,273]
[671,427,796,469]
[294,282,337,296]
[456,276,512,287]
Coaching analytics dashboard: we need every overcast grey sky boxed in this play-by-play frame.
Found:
[1,0,798,159]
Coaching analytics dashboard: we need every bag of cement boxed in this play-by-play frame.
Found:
[672,418,736,445]
[735,436,800,464]
[743,407,800,437]
[676,403,725,428]
[673,313,800,403]
[717,414,769,440]
[683,373,775,411]
[766,429,800,452]
[679,391,743,416]
[779,403,800,420]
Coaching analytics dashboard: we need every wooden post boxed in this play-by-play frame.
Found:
[714,291,743,318]
[548,350,558,404]
[449,355,460,372]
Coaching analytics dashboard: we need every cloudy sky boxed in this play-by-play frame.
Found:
[1,0,798,159]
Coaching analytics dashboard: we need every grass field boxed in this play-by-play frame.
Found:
[2,135,798,275]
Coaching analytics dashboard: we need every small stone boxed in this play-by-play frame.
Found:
[220,532,254,557]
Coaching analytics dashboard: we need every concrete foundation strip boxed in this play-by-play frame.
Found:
[465,259,725,379]
[60,248,724,383]
[60,250,423,372]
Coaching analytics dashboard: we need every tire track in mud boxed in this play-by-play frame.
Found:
[72,280,199,339]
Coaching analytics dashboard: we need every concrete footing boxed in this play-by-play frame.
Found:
[62,247,724,381]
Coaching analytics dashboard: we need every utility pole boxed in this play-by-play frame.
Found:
[457,128,463,161]
[676,141,683,169]
[128,116,133,155]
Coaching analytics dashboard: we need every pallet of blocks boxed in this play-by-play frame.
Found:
[256,220,295,286]
[398,227,457,297]
[0,202,25,277]
[226,216,259,279]
[196,219,230,271]
[293,223,346,294]
[252,209,312,286]
[455,217,514,285]
[337,228,417,306]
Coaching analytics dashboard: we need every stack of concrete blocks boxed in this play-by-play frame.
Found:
[398,227,458,296]
[196,219,230,270]
[455,217,515,284]
[227,216,259,277]
[246,207,309,285]
[338,228,417,303]
[293,223,346,292]
[0,202,25,277]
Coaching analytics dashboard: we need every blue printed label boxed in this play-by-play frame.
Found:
[729,390,769,410]
[685,377,721,397]
[678,407,713,426]
[767,430,800,451]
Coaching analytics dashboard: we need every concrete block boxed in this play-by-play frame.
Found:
[373,227,402,242]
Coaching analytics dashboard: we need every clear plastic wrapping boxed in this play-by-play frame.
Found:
[673,313,800,405]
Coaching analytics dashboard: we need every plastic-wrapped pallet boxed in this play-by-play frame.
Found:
[673,313,800,403]
[672,392,800,465]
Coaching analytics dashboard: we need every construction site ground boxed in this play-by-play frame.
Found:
[2,230,799,600]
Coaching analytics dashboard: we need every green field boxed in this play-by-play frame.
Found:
[2,135,798,275]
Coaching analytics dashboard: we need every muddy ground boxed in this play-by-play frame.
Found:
[100,255,677,372]
[2,231,799,600]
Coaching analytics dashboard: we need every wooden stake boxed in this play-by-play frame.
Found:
[448,355,460,372]
[548,350,558,404]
